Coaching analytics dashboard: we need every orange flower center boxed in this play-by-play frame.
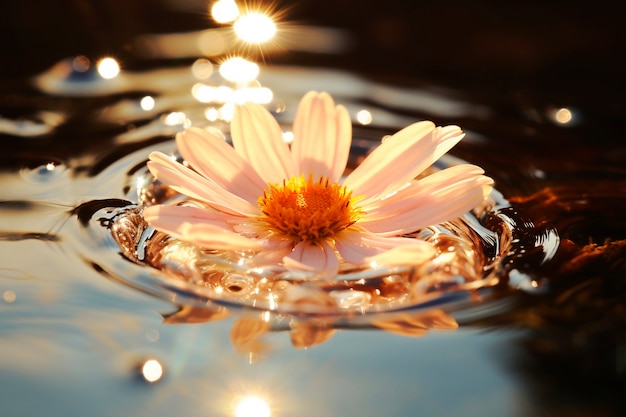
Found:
[258,174,362,242]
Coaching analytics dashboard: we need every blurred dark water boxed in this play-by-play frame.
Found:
[0,1,624,416]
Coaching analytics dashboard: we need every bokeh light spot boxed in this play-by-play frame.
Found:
[140,96,155,111]
[356,109,373,125]
[212,0,240,24]
[219,57,259,83]
[3,290,16,303]
[191,58,214,79]
[141,359,163,383]
[554,107,573,124]
[97,57,120,79]
[72,55,90,72]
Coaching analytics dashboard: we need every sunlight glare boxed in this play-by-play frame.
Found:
[234,396,271,417]
[219,57,259,83]
[140,96,155,111]
[192,83,216,103]
[234,12,277,43]
[141,359,163,383]
[97,57,120,79]
[356,109,372,125]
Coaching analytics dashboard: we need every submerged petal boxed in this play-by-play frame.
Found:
[231,102,295,183]
[291,91,351,181]
[175,126,266,203]
[147,151,258,216]
[359,165,494,235]
[283,240,339,277]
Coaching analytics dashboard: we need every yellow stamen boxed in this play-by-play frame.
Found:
[258,174,362,242]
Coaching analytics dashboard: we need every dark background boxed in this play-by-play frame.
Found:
[1,0,623,114]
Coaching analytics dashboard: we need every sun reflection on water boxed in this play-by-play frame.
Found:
[141,359,164,383]
[97,57,120,80]
[234,12,277,44]
[219,57,260,83]
[211,0,240,24]
[234,396,271,417]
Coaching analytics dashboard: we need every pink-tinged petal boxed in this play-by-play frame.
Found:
[179,222,267,250]
[291,91,351,181]
[142,205,264,250]
[231,102,295,183]
[143,204,236,231]
[251,242,293,265]
[343,123,466,199]
[175,126,266,203]
[358,165,494,235]
[366,244,437,266]
[283,240,339,277]
[147,151,258,216]
[335,228,436,266]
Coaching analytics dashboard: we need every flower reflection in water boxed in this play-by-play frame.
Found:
[162,302,459,354]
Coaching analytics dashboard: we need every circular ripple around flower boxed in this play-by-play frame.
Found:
[99,138,513,316]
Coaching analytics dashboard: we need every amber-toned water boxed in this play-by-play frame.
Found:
[1,2,625,413]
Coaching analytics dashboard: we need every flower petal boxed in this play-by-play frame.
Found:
[231,102,295,183]
[359,165,494,235]
[147,151,259,216]
[291,91,351,181]
[343,123,466,199]
[283,240,339,278]
[142,204,264,250]
[175,126,266,203]
[143,204,235,230]
[179,222,265,251]
[335,228,436,266]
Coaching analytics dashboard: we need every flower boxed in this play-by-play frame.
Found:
[142,91,493,278]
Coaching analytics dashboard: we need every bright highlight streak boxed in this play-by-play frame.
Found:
[212,0,240,23]
[140,96,155,111]
[97,57,120,79]
[235,396,271,417]
[234,13,277,43]
[141,359,163,383]
[219,57,259,83]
